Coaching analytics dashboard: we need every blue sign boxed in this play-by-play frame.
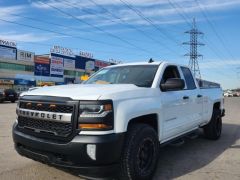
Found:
[75,56,95,70]
[34,63,50,76]
[14,79,35,86]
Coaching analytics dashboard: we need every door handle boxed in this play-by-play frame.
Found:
[197,94,202,98]
[183,96,189,100]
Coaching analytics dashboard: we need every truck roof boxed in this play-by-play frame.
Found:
[108,61,163,68]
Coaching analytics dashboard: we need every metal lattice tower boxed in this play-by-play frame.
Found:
[183,18,204,79]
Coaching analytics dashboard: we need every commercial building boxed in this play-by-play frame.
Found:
[0,39,113,91]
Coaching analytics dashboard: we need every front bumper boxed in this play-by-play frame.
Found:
[12,123,125,178]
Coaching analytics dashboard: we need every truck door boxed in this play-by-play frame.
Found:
[180,66,203,128]
[160,65,193,141]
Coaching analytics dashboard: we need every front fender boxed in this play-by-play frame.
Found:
[113,97,162,133]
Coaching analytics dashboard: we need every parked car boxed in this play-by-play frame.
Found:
[0,89,18,103]
[233,91,240,97]
[224,92,233,97]
[13,61,225,179]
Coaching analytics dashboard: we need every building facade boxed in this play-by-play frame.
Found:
[0,39,113,91]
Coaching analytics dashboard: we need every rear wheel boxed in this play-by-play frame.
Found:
[203,108,222,140]
[119,124,159,180]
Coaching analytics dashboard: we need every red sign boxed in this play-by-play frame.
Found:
[34,56,50,64]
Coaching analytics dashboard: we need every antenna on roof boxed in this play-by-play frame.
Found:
[148,58,154,63]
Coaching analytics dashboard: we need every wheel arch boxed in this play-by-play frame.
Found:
[127,114,159,135]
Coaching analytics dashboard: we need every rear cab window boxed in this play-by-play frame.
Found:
[180,67,196,90]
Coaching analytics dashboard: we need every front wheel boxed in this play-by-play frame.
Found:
[119,124,159,180]
[203,108,222,140]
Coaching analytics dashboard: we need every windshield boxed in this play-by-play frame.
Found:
[85,65,159,87]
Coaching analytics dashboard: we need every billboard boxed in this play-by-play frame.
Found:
[35,63,50,77]
[0,39,16,48]
[34,56,50,77]
[64,58,75,69]
[0,79,14,85]
[0,46,16,60]
[95,60,110,68]
[50,56,64,77]
[34,56,50,64]
[85,60,95,71]
[75,56,95,70]
[17,50,34,61]
[50,45,74,57]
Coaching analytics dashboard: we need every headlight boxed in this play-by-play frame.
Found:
[79,104,112,118]
[78,100,114,130]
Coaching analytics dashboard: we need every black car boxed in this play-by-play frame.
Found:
[0,89,18,103]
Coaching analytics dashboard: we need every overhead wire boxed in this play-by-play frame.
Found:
[118,0,187,51]
[166,0,235,77]
[195,0,237,61]
[84,0,179,55]
[38,0,154,56]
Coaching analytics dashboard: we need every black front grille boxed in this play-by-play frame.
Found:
[18,116,72,137]
[19,102,73,113]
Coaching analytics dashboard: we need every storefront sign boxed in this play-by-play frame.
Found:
[80,51,93,58]
[85,61,95,71]
[36,81,55,86]
[34,63,50,76]
[17,50,34,61]
[14,79,35,86]
[0,79,14,85]
[95,60,110,68]
[0,46,16,60]
[34,56,50,64]
[64,58,75,69]
[50,56,64,76]
[0,39,16,48]
[50,46,74,57]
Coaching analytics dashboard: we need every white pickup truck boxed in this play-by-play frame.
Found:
[13,61,225,180]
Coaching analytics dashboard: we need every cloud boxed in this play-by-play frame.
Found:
[0,32,55,43]
[0,5,26,21]
[200,60,240,69]
[29,0,240,29]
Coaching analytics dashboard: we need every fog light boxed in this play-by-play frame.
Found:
[87,144,96,160]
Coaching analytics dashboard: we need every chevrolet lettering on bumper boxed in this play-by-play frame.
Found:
[16,108,72,123]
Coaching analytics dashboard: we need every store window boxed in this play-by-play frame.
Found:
[0,62,33,72]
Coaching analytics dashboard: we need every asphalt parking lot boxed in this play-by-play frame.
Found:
[0,97,240,180]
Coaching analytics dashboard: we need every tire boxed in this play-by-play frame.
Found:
[203,108,222,140]
[11,100,15,103]
[119,124,159,180]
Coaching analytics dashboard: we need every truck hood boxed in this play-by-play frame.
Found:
[21,84,141,100]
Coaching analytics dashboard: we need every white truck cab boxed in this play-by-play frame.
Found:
[13,61,225,180]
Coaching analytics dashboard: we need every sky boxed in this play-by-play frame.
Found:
[0,0,240,89]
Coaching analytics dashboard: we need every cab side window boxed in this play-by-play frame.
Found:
[180,67,196,90]
[161,66,181,83]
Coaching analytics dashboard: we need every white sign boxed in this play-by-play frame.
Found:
[64,58,75,69]
[85,61,95,71]
[50,45,74,57]
[17,50,34,61]
[0,39,16,48]
[50,56,64,76]
[0,46,16,60]
[80,51,93,58]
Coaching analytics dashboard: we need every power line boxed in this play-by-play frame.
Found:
[85,0,179,55]
[195,0,237,61]
[13,40,149,57]
[118,0,186,53]
[0,18,128,48]
[167,0,229,61]
[38,0,153,55]
[7,13,88,33]
[166,0,234,77]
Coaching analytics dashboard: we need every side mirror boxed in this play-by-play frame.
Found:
[160,78,185,91]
